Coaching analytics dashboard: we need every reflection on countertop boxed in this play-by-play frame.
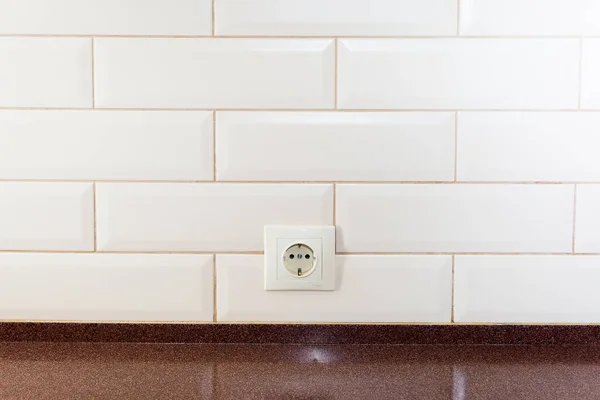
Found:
[2,342,600,399]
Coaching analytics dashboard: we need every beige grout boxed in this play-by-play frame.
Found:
[213,254,217,322]
[0,179,596,184]
[1,33,598,39]
[334,38,339,109]
[0,250,597,256]
[572,184,578,253]
[333,184,337,226]
[456,0,461,36]
[213,110,217,181]
[2,107,600,112]
[211,0,215,36]
[451,255,455,323]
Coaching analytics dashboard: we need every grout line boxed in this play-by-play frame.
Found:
[213,110,217,181]
[0,179,599,185]
[0,250,598,256]
[92,182,97,251]
[334,38,339,109]
[213,254,217,322]
[2,107,600,112]
[572,184,578,254]
[91,38,95,108]
[451,255,455,323]
[578,38,584,109]
[454,112,458,182]
[211,0,216,36]
[1,34,598,39]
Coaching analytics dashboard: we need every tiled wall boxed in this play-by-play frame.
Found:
[1,0,600,324]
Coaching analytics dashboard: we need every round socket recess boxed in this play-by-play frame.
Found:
[282,243,316,277]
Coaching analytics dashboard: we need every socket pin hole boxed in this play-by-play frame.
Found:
[289,254,294,259]
[305,254,310,259]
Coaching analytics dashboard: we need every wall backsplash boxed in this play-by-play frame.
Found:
[1,0,599,324]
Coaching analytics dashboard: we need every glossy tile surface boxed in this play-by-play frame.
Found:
[336,184,574,253]
[94,38,335,109]
[0,253,213,321]
[338,39,579,109]
[0,37,92,108]
[574,185,600,253]
[217,255,452,322]
[217,112,455,181]
[457,112,600,182]
[460,0,600,36]
[0,0,211,35]
[96,183,333,251]
[0,111,213,181]
[581,39,600,109]
[455,255,600,323]
[215,0,457,36]
[0,183,94,251]
[3,343,600,400]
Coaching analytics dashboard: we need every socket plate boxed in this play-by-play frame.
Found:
[264,225,335,291]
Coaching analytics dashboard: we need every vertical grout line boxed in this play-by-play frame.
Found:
[572,185,578,254]
[451,255,455,323]
[211,0,216,36]
[334,38,339,109]
[92,182,97,251]
[91,38,95,108]
[213,254,217,322]
[454,112,458,182]
[456,0,461,35]
[213,111,217,181]
[578,38,583,109]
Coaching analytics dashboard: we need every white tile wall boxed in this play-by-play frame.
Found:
[581,39,600,109]
[0,37,92,108]
[217,112,455,181]
[217,255,452,322]
[1,0,600,324]
[0,0,212,35]
[0,183,94,251]
[96,183,333,252]
[457,112,600,182]
[455,255,600,323]
[0,111,213,181]
[338,39,580,110]
[460,0,600,36]
[574,185,600,253]
[0,253,213,321]
[94,38,335,109]
[336,184,574,253]
[215,0,457,36]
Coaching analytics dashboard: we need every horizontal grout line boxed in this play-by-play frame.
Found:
[0,34,598,39]
[0,180,593,185]
[0,251,598,256]
[3,107,600,112]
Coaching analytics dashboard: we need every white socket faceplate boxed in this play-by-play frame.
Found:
[264,226,335,291]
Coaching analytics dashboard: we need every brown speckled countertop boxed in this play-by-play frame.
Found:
[2,342,600,399]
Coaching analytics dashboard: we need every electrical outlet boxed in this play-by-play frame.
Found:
[264,225,335,291]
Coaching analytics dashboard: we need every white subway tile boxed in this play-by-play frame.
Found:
[338,39,579,110]
[460,0,600,36]
[0,183,94,251]
[217,112,455,182]
[215,0,457,36]
[455,255,600,323]
[217,255,452,322]
[0,0,211,35]
[581,39,600,109]
[0,111,213,181]
[337,184,574,253]
[94,38,335,109]
[96,183,333,252]
[0,253,213,321]
[0,38,92,108]
[574,185,600,253]
[458,112,600,182]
